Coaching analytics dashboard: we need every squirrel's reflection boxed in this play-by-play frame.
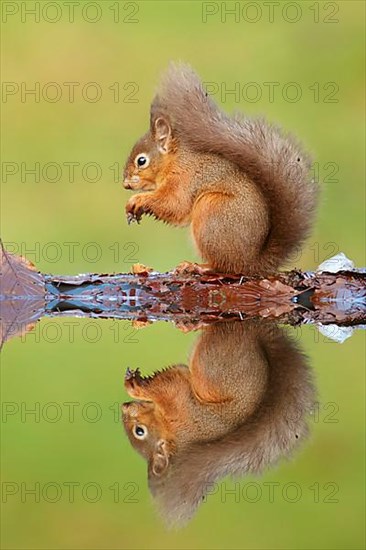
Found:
[122,321,315,525]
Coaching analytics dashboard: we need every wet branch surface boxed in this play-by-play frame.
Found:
[1,243,365,347]
[45,268,366,326]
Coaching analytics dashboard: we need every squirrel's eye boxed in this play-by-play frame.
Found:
[133,425,148,440]
[135,154,150,169]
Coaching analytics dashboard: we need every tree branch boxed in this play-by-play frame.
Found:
[1,242,365,347]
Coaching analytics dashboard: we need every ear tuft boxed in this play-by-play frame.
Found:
[154,117,172,154]
[151,439,170,476]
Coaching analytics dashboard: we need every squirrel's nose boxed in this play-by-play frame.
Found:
[123,176,140,189]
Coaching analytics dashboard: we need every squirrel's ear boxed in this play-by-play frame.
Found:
[151,439,169,477]
[153,117,172,154]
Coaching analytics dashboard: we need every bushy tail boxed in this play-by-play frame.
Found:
[151,63,319,271]
[149,322,316,527]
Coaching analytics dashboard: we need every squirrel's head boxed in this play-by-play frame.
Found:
[122,365,191,477]
[122,399,175,477]
[123,116,177,192]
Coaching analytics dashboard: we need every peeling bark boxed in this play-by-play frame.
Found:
[1,243,365,347]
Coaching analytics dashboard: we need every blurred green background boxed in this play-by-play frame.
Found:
[1,1,365,549]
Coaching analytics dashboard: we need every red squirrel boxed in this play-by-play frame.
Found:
[122,321,315,525]
[123,63,318,275]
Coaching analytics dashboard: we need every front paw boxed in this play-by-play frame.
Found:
[124,367,153,399]
[126,195,149,225]
[174,261,213,276]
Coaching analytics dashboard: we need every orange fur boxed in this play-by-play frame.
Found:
[122,321,315,525]
[123,63,318,275]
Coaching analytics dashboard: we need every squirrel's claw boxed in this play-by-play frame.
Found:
[126,197,146,225]
[126,212,141,225]
[124,367,157,400]
[174,261,213,276]
[174,319,208,333]
[125,367,142,382]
